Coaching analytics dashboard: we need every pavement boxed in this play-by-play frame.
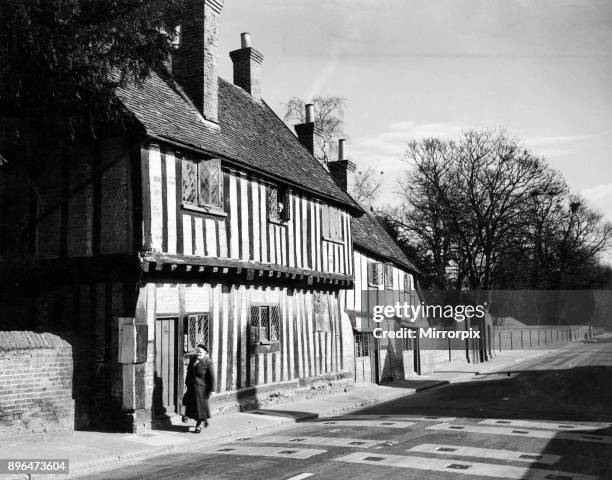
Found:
[0,348,552,479]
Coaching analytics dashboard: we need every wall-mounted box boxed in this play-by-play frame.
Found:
[118,317,148,364]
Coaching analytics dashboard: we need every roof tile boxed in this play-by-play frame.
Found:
[352,211,419,273]
[116,74,359,210]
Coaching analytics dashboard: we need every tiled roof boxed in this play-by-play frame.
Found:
[352,210,419,274]
[116,73,360,211]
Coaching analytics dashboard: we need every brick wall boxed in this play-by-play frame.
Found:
[99,138,131,254]
[27,136,132,261]
[0,331,74,433]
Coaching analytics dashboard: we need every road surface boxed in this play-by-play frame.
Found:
[79,335,612,480]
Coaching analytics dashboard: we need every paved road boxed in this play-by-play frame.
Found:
[80,337,612,480]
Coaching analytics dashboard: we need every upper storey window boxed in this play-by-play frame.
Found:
[403,272,413,292]
[268,184,291,222]
[322,205,343,242]
[182,157,223,209]
[384,263,394,289]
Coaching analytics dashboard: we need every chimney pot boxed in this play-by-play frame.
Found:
[328,139,356,191]
[230,33,264,98]
[338,138,346,160]
[305,104,315,123]
[241,32,251,48]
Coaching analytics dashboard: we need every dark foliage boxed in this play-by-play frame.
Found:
[0,0,184,136]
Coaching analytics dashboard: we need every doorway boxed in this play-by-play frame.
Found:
[154,317,178,416]
[354,332,376,383]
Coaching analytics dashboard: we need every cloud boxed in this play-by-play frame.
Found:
[352,120,474,159]
[349,122,612,213]
[348,121,476,206]
[523,130,612,159]
[523,134,592,157]
[581,182,612,221]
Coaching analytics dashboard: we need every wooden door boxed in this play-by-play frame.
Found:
[354,333,375,383]
[377,338,393,383]
[154,317,177,416]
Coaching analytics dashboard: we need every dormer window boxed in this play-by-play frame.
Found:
[268,184,290,222]
[182,156,223,209]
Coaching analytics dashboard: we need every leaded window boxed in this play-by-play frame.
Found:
[182,156,223,208]
[368,262,384,287]
[249,305,280,344]
[355,333,370,357]
[182,158,198,205]
[185,313,210,352]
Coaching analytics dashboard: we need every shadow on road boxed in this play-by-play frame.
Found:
[357,366,612,422]
[346,365,612,479]
[248,409,318,420]
[379,379,451,391]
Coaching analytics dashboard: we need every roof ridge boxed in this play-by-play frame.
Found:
[353,208,419,274]
[258,96,364,210]
[116,72,362,211]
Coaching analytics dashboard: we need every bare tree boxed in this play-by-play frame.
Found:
[284,96,382,205]
[350,167,382,206]
[554,197,612,288]
[392,130,611,291]
[284,96,346,158]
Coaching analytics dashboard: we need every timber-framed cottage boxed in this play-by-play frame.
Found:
[0,0,428,433]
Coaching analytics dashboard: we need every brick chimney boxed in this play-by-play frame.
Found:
[173,0,224,124]
[328,139,356,191]
[229,33,264,98]
[295,104,328,162]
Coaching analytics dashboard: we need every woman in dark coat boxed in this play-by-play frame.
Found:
[183,344,214,433]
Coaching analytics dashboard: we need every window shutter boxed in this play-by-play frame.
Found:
[216,162,224,208]
[333,208,342,240]
[280,187,291,221]
[337,210,344,240]
[322,205,331,238]
[313,292,330,332]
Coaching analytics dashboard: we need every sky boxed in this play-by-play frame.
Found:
[215,0,612,224]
